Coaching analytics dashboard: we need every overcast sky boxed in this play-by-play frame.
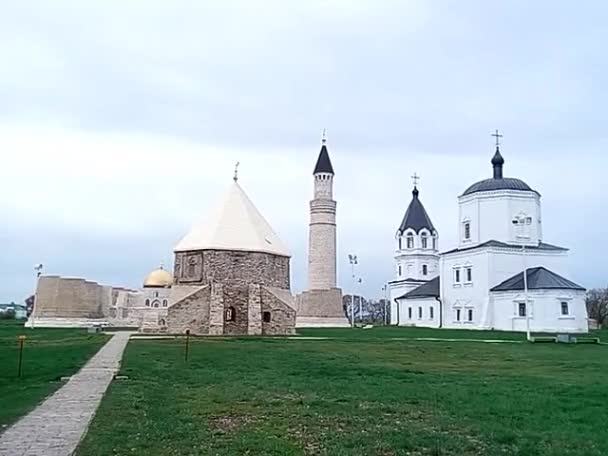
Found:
[1,1,607,302]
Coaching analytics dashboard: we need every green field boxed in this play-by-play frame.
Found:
[78,327,607,456]
[0,320,109,427]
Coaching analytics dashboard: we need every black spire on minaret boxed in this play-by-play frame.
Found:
[313,129,335,175]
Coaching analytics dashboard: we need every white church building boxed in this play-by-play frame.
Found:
[389,144,588,333]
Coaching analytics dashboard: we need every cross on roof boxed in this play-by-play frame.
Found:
[233,161,240,182]
[411,172,420,187]
[491,129,503,147]
[321,129,327,144]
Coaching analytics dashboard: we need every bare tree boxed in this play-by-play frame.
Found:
[586,288,608,328]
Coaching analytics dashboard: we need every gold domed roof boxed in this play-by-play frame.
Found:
[143,265,173,288]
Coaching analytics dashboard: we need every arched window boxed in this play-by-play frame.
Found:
[418,307,423,319]
[398,237,402,250]
[421,233,428,249]
[406,234,414,249]
[145,299,150,307]
[398,265,402,277]
[432,236,437,250]
[263,312,271,323]
[152,300,160,308]
[162,299,168,307]
[422,264,428,276]
[430,306,434,319]
[159,318,166,326]
[463,220,471,240]
[408,307,412,319]
[225,306,235,322]
[154,292,159,298]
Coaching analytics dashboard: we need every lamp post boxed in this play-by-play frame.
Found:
[348,254,358,328]
[512,218,532,340]
[381,284,389,325]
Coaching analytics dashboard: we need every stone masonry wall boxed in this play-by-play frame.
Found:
[260,287,296,335]
[173,250,290,289]
[308,196,337,290]
[296,288,344,318]
[208,282,224,335]
[166,285,210,335]
[247,284,262,335]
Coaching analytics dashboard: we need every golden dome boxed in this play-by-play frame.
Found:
[143,265,173,288]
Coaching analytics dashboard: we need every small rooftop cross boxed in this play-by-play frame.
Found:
[411,172,420,187]
[233,161,240,182]
[321,128,327,145]
[491,129,503,147]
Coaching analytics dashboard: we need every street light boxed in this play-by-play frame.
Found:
[381,284,389,325]
[348,254,358,328]
[512,217,532,340]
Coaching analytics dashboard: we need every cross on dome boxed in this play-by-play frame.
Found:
[233,161,240,182]
[491,129,503,147]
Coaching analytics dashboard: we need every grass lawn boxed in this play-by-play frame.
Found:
[0,320,109,428]
[78,327,608,456]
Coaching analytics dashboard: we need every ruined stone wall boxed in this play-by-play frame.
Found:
[173,250,290,289]
[34,276,106,318]
[247,284,262,335]
[166,285,210,335]
[260,287,296,335]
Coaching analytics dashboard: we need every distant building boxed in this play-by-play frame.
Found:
[389,143,588,333]
[0,303,27,319]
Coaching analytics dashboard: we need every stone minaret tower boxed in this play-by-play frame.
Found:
[308,132,337,290]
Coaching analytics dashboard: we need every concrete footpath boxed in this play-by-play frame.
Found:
[0,332,132,456]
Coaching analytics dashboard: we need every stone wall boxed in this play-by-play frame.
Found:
[296,288,344,317]
[261,287,296,335]
[34,276,108,318]
[247,284,262,335]
[166,285,210,335]
[173,250,290,289]
[308,193,337,290]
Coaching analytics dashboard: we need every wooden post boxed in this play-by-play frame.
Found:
[17,335,26,378]
[184,329,190,362]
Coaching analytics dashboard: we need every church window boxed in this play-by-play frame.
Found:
[398,265,402,277]
[430,306,434,319]
[561,301,569,316]
[159,318,166,326]
[145,299,150,307]
[432,237,437,250]
[518,302,527,317]
[418,307,422,319]
[154,292,159,298]
[422,264,428,276]
[406,235,414,249]
[399,237,402,250]
[465,267,472,282]
[187,258,197,277]
[153,300,159,308]
[464,222,471,240]
[421,233,428,249]
[456,309,461,321]
[468,309,473,322]
[408,307,412,319]
[162,299,168,307]
[225,306,235,322]
[263,311,271,323]
[454,268,461,284]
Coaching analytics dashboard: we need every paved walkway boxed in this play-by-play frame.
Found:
[0,332,132,456]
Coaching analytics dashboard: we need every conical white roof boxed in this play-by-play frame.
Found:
[174,181,290,257]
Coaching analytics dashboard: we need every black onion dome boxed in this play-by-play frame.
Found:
[398,187,435,234]
[462,147,538,196]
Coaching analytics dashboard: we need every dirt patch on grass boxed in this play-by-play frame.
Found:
[208,414,257,434]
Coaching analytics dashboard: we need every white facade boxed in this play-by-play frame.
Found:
[390,148,588,333]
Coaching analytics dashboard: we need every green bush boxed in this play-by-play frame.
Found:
[0,309,16,320]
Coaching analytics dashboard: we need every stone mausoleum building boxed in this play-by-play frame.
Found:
[28,175,296,335]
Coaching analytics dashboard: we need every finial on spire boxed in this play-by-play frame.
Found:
[321,129,327,145]
[233,161,240,182]
[159,261,164,270]
[491,129,503,148]
[411,172,420,188]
